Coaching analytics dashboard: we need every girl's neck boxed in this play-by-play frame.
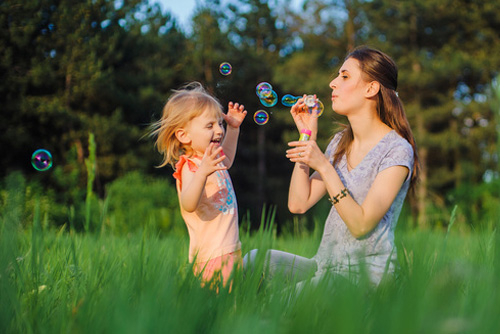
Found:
[183,147,203,159]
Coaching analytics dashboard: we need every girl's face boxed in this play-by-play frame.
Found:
[329,58,371,116]
[183,107,224,156]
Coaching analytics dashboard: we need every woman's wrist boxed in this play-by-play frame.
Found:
[316,158,333,177]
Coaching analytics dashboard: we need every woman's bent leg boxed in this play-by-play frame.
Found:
[243,249,317,283]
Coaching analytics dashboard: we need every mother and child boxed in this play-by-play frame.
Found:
[150,45,420,290]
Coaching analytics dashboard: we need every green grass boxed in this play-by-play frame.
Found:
[1,203,500,334]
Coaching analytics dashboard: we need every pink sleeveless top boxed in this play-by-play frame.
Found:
[173,155,241,263]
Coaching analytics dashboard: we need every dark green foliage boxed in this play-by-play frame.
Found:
[1,0,499,230]
[105,171,183,235]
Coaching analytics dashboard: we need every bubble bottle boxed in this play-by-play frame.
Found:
[299,129,311,141]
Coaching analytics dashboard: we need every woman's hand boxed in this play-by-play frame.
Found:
[290,94,318,139]
[286,139,329,172]
[224,102,247,128]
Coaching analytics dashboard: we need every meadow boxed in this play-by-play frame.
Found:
[1,195,500,334]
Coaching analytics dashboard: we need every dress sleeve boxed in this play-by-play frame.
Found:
[172,156,198,188]
[378,139,414,181]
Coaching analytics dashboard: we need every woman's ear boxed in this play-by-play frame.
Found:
[366,81,380,98]
[175,128,191,145]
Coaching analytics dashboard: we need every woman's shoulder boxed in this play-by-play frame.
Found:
[385,131,414,155]
[376,131,414,171]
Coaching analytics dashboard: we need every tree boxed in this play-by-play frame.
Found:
[0,0,188,197]
[222,0,297,224]
[358,0,500,226]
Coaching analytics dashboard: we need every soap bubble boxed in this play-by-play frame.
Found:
[256,82,273,98]
[253,110,269,125]
[304,95,324,117]
[31,149,53,171]
[281,94,300,107]
[219,62,232,75]
[259,90,278,107]
[304,95,317,107]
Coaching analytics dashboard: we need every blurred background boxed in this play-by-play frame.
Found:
[1,0,499,234]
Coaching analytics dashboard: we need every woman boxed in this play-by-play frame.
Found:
[244,46,419,286]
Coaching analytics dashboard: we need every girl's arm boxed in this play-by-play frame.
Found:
[287,140,409,238]
[222,102,247,168]
[179,144,226,213]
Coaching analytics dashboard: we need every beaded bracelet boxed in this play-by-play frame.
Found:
[328,188,349,205]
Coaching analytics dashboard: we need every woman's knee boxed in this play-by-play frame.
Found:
[243,249,259,272]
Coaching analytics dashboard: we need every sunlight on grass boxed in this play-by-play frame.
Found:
[1,199,499,333]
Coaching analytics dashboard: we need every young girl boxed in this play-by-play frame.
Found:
[152,82,247,289]
[244,46,419,287]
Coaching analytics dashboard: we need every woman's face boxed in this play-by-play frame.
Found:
[329,58,371,116]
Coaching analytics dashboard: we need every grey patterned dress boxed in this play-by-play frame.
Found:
[312,130,414,285]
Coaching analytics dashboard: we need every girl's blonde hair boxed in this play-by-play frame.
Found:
[150,82,223,169]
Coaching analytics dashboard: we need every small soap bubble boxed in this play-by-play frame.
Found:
[219,62,232,75]
[308,99,325,117]
[256,82,273,98]
[253,110,269,125]
[31,149,53,171]
[281,94,300,107]
[303,95,324,117]
[304,95,317,107]
[259,90,278,107]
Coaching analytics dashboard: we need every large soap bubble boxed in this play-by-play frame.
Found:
[256,82,273,98]
[259,90,278,107]
[305,95,324,117]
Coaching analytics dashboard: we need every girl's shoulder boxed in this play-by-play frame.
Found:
[172,155,200,181]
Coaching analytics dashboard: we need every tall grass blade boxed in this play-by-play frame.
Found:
[446,204,458,238]
[85,132,96,233]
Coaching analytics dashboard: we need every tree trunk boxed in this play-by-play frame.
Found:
[409,10,427,227]
[257,125,266,204]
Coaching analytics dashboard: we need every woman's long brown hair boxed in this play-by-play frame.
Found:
[332,46,420,190]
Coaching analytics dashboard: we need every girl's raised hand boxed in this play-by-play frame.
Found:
[198,143,227,176]
[290,95,318,137]
[224,102,247,128]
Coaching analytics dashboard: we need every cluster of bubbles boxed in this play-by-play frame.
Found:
[255,82,278,108]
[218,62,324,125]
[28,64,323,170]
[253,82,325,125]
[31,149,53,171]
